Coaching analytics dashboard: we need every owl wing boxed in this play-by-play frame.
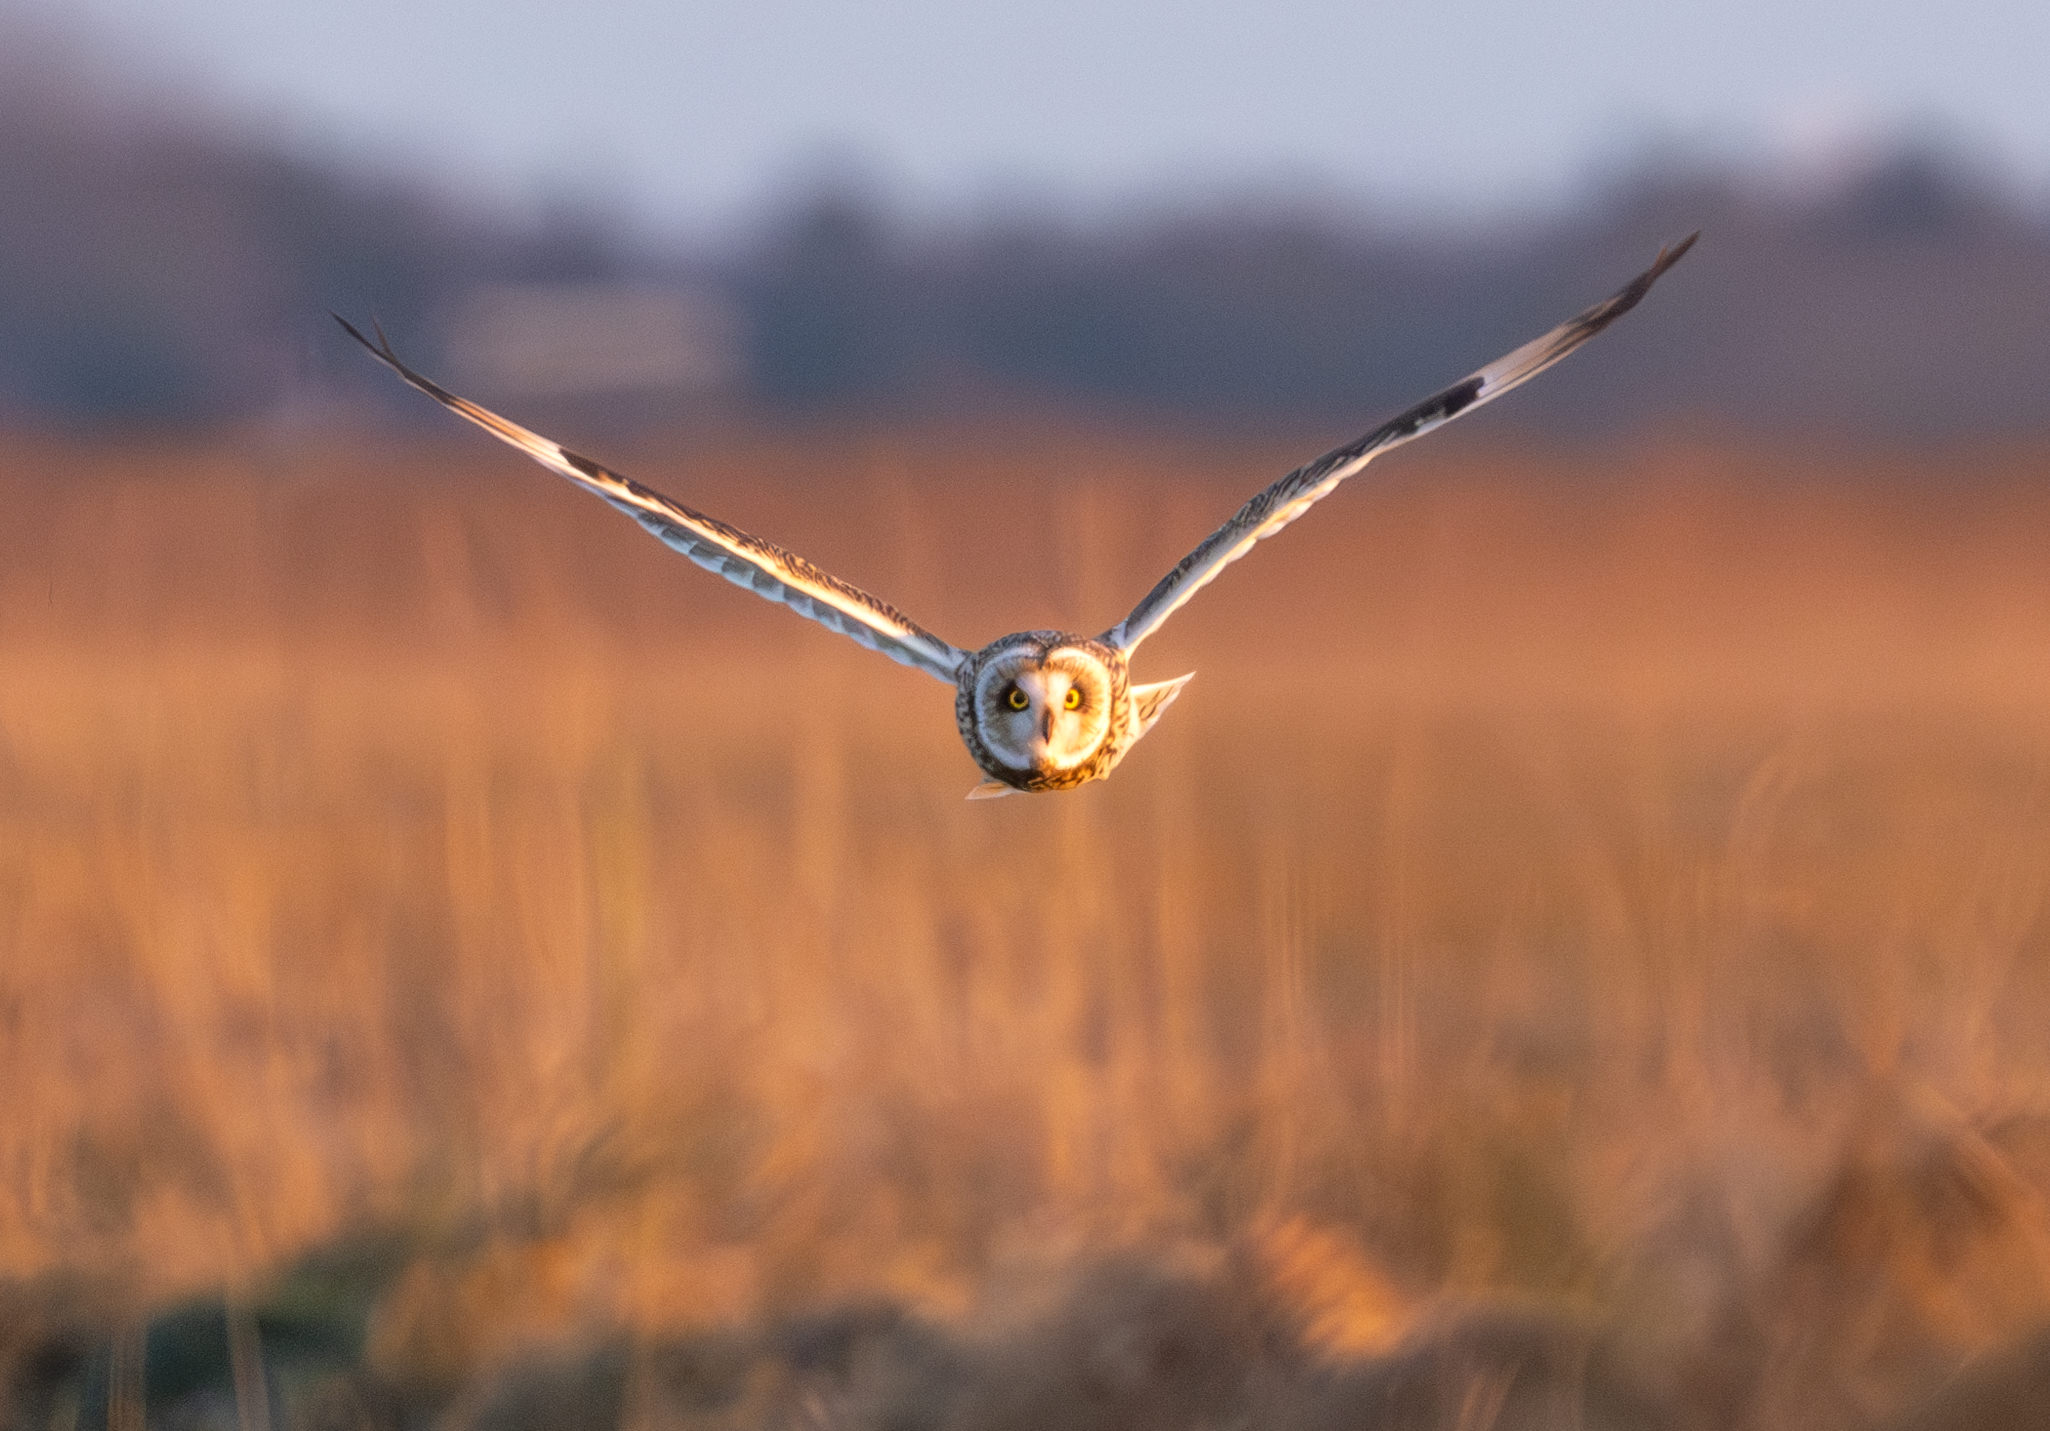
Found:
[336,317,967,684]
[1103,235,1696,654]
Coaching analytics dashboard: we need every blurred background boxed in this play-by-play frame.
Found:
[5,3,2050,1429]
[3,0,2050,433]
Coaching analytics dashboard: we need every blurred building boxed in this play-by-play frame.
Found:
[440,283,741,400]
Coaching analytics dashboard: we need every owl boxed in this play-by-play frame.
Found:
[338,234,1693,797]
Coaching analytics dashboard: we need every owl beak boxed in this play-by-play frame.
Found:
[1040,708,1054,741]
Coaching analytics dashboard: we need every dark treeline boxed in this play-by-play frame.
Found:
[5,47,2050,438]
[743,157,2050,440]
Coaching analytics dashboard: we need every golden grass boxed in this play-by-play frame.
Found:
[4,422,2050,1426]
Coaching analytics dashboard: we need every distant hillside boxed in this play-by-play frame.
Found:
[3,33,2048,437]
[0,30,653,426]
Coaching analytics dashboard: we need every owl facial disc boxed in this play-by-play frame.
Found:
[973,643,1116,777]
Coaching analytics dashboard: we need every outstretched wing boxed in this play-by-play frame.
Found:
[1104,235,1697,654]
[336,318,966,684]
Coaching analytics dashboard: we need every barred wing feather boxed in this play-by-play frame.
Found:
[335,318,966,684]
[1105,235,1696,654]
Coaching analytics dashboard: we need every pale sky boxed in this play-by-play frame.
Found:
[12,0,2050,232]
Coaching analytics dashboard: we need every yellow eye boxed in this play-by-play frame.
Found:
[1063,687,1082,710]
[1007,688,1029,710]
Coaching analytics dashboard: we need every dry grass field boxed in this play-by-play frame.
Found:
[4,422,2050,1430]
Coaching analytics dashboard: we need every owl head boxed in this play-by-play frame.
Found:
[967,634,1122,785]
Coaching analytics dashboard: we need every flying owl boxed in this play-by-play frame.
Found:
[337,234,1693,798]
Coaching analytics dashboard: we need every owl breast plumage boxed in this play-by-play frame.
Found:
[338,235,1693,798]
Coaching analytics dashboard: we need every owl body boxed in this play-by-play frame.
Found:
[338,237,1692,798]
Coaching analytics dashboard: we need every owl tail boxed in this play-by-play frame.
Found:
[1131,673,1195,740]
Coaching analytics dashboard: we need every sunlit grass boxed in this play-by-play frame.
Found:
[4,426,2050,1426]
